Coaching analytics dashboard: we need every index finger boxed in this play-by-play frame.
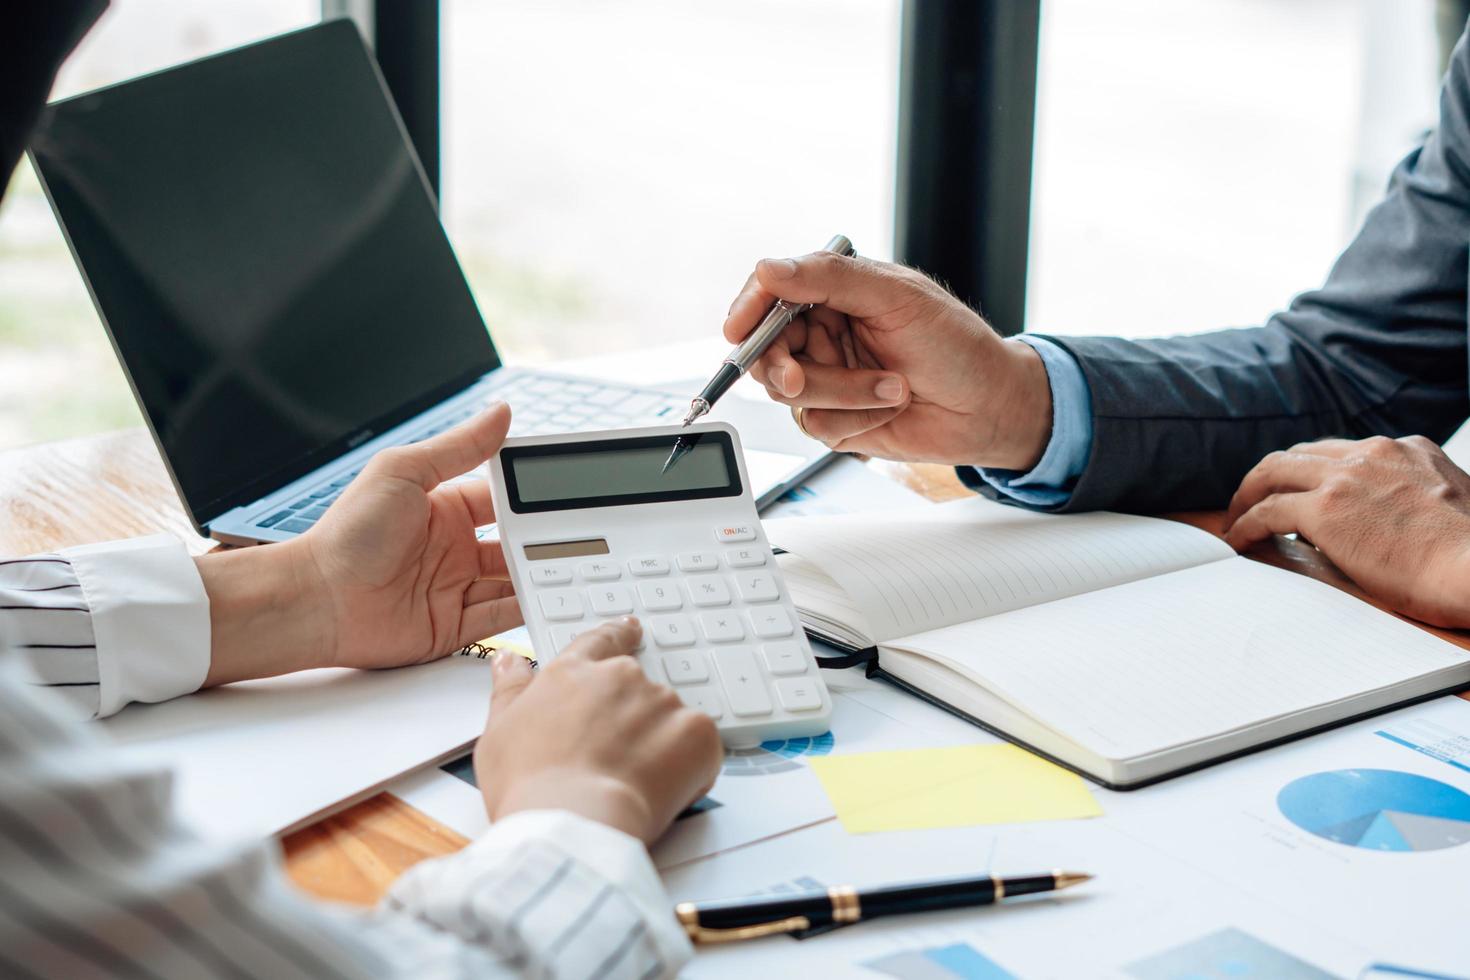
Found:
[1284,438,1360,458]
[560,617,642,662]
[1224,451,1335,529]
[1224,491,1318,551]
[723,270,771,344]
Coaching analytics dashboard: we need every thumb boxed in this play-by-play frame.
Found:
[489,650,535,713]
[371,401,513,491]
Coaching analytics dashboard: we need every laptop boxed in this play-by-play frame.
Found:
[28,19,830,546]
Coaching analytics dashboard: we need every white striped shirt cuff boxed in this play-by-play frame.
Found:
[62,534,210,717]
[386,809,692,979]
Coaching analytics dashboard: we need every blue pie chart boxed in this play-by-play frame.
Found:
[1277,769,1470,852]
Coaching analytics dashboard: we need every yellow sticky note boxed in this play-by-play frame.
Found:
[809,743,1102,834]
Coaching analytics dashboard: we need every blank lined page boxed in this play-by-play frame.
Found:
[897,558,1470,762]
[767,499,1232,642]
[777,553,873,644]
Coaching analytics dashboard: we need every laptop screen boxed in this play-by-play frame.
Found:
[29,20,499,525]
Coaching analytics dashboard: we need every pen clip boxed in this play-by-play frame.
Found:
[674,904,812,944]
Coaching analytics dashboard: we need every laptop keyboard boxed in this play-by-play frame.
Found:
[255,375,688,533]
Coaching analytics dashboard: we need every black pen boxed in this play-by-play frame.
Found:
[662,233,857,473]
[674,870,1093,943]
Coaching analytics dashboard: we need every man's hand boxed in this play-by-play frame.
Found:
[1223,435,1470,627]
[476,617,723,845]
[724,252,1053,469]
[198,403,521,685]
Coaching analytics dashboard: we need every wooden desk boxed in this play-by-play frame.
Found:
[0,428,472,901]
[3,428,1467,907]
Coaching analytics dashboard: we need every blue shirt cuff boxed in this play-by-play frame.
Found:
[964,335,1093,507]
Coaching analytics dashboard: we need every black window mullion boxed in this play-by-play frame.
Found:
[895,0,1041,337]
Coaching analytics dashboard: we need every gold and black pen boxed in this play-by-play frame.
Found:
[674,870,1093,944]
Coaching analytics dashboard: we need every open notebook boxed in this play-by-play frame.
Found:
[768,498,1470,789]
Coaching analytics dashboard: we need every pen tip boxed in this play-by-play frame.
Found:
[1052,872,1093,890]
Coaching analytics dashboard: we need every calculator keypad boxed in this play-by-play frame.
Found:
[679,686,724,719]
[761,642,807,675]
[775,677,823,712]
[725,547,766,569]
[589,585,634,616]
[580,560,621,581]
[699,611,745,643]
[650,614,697,647]
[538,589,584,621]
[638,581,683,611]
[550,624,589,653]
[750,607,795,638]
[688,577,732,607]
[735,573,780,603]
[715,648,774,717]
[677,551,719,572]
[522,533,823,736]
[530,565,573,585]
[629,557,670,577]
[662,651,709,685]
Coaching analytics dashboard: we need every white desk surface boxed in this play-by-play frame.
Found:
[387,453,1470,979]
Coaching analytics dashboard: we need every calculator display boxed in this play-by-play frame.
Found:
[523,538,610,560]
[501,432,742,513]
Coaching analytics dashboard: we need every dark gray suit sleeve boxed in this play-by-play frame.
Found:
[1033,30,1470,514]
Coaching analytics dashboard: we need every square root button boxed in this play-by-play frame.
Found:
[735,573,780,603]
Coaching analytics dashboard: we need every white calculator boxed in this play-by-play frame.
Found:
[488,422,832,747]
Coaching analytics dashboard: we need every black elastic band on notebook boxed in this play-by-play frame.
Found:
[813,647,879,671]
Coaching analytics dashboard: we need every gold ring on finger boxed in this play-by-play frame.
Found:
[793,406,813,439]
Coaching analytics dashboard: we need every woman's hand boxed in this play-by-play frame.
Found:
[198,403,522,685]
[476,618,724,845]
[304,402,521,669]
